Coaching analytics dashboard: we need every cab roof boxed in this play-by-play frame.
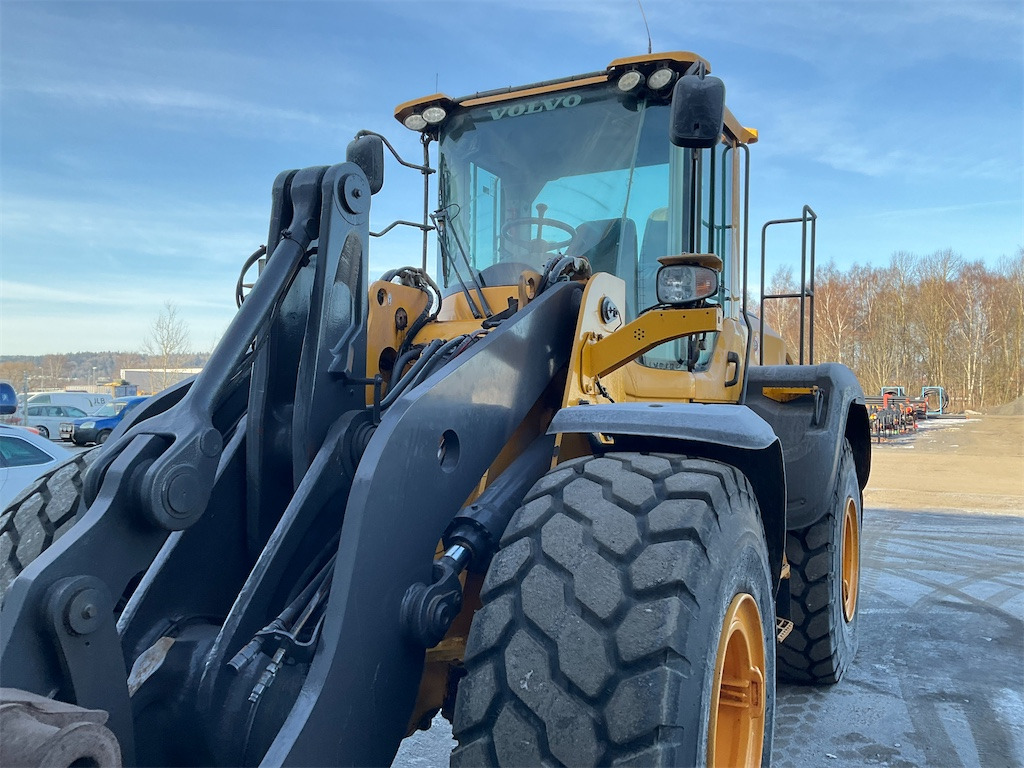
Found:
[394,51,757,144]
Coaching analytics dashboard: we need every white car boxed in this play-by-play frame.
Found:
[0,425,72,510]
[24,404,91,440]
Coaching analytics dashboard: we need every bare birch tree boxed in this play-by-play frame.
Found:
[143,302,191,392]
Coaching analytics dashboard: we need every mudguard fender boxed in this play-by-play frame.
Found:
[745,363,870,530]
[547,402,787,590]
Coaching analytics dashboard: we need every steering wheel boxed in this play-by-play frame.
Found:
[500,214,576,256]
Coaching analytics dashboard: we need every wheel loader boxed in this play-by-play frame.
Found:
[0,51,870,767]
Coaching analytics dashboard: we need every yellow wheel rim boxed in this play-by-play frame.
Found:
[841,496,860,623]
[707,593,766,768]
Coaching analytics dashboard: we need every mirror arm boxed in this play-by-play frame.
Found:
[370,220,435,238]
[355,129,435,175]
[683,60,706,77]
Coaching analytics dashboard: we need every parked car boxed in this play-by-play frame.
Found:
[26,391,111,412]
[4,392,112,428]
[0,424,71,510]
[24,404,90,440]
[68,396,148,446]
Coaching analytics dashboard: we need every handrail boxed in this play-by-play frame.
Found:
[758,205,817,365]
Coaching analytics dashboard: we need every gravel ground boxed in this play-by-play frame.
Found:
[864,415,1023,514]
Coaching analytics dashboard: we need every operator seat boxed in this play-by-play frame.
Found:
[638,208,669,310]
[565,218,637,316]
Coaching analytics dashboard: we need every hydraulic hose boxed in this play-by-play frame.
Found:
[380,338,444,409]
[404,335,469,391]
[389,345,425,388]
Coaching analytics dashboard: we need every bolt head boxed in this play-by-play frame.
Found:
[199,428,222,458]
[66,588,103,635]
[167,471,200,517]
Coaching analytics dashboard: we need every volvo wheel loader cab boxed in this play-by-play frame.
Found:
[0,52,869,768]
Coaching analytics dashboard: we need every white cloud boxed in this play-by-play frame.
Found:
[0,192,266,267]
[847,197,1024,222]
[0,4,365,139]
[11,81,323,127]
[0,279,225,311]
[0,301,237,355]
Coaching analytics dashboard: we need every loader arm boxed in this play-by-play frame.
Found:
[0,162,371,761]
[0,158,583,767]
[262,279,580,766]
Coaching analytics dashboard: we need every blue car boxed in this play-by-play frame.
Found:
[69,396,148,446]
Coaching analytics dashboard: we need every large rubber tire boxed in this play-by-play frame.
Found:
[0,450,97,599]
[452,452,775,767]
[777,439,862,684]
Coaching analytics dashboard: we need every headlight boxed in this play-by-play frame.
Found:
[81,421,96,429]
[656,265,719,305]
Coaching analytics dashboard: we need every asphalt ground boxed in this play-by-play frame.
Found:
[393,506,1024,767]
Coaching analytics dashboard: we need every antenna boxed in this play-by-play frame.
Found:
[636,0,652,54]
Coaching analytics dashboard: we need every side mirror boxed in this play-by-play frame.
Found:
[346,134,385,195]
[0,381,17,415]
[669,74,726,149]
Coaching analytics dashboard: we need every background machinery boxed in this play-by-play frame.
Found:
[0,52,870,767]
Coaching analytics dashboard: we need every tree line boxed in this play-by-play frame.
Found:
[1,303,204,395]
[761,248,1024,411]
[4,259,1022,413]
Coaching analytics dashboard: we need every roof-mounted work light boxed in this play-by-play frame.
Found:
[617,70,643,91]
[648,67,675,90]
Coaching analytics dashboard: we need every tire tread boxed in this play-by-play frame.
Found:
[0,450,96,597]
[777,440,860,684]
[453,452,767,766]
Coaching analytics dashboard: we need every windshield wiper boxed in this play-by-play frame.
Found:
[431,209,493,319]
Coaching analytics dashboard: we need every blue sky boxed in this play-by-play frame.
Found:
[2,0,1021,355]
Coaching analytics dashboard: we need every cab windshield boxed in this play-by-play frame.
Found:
[437,82,689,320]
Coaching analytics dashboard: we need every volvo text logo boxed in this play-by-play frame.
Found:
[487,94,583,121]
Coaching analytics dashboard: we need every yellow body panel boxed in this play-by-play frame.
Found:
[608,51,710,71]
[560,273,631,407]
[692,317,747,403]
[461,76,608,108]
[762,386,819,403]
[556,273,754,408]
[583,307,721,382]
[620,363,698,401]
[755,318,790,366]
[365,280,430,403]
[393,92,453,124]
[436,286,519,322]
